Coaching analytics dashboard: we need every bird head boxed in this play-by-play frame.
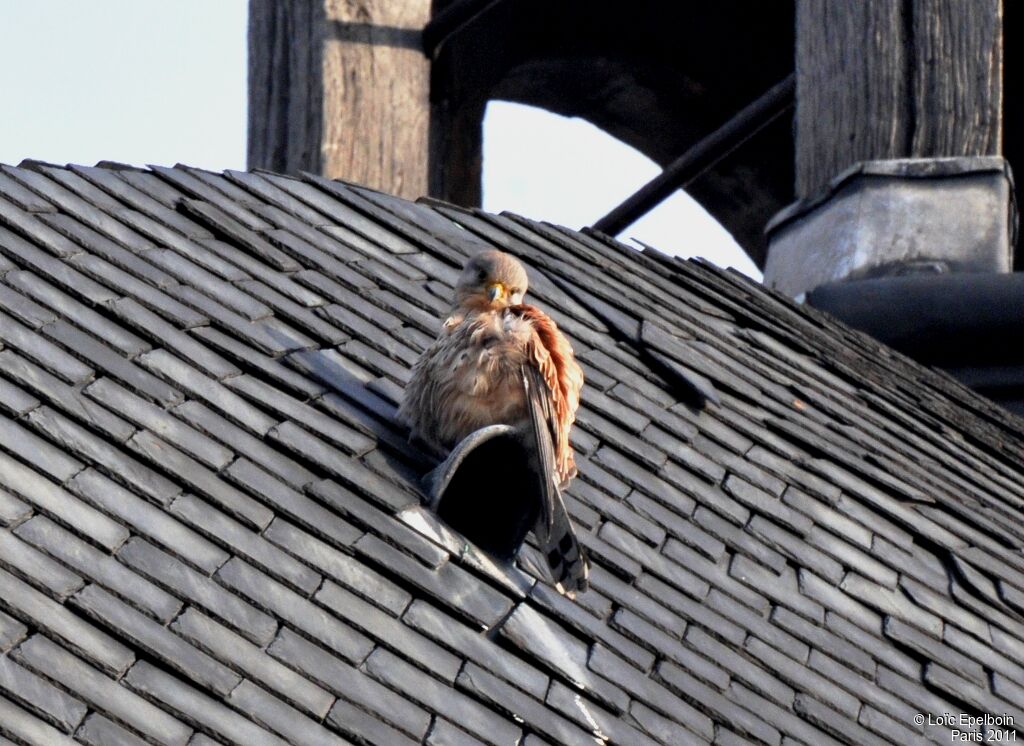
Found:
[454,250,529,311]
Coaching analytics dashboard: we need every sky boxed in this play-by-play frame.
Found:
[0,1,760,280]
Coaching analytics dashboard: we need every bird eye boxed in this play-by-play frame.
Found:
[477,268,487,281]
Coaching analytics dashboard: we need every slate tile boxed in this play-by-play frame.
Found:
[0,225,117,304]
[0,525,83,599]
[268,626,431,739]
[225,171,329,220]
[308,479,447,567]
[807,524,898,587]
[839,572,943,637]
[43,213,175,285]
[635,574,746,646]
[698,509,787,573]
[0,376,39,419]
[262,518,412,611]
[21,513,181,618]
[178,200,293,266]
[190,326,325,398]
[227,454,356,536]
[16,636,189,744]
[827,610,920,680]
[43,320,181,405]
[727,683,845,746]
[72,584,239,696]
[364,647,521,746]
[628,700,711,746]
[22,382,154,469]
[576,527,644,579]
[127,430,273,529]
[238,280,344,343]
[0,412,83,482]
[227,680,347,746]
[943,624,1023,685]
[171,493,320,593]
[793,692,879,745]
[0,694,77,746]
[170,285,311,356]
[0,311,93,384]
[75,713,149,746]
[643,425,725,483]
[109,297,238,378]
[770,605,875,676]
[657,660,783,746]
[8,270,149,356]
[461,662,605,746]
[404,599,547,696]
[0,197,80,256]
[744,637,860,717]
[84,377,232,469]
[857,705,924,746]
[722,475,812,535]
[530,581,656,670]
[753,518,843,582]
[145,353,275,436]
[883,616,985,685]
[730,554,823,623]
[147,244,267,307]
[272,422,417,511]
[0,653,87,733]
[327,697,418,746]
[265,226,372,283]
[355,533,512,627]
[172,608,332,717]
[591,446,692,522]
[426,719,492,746]
[123,660,285,746]
[119,538,277,645]
[0,283,57,328]
[314,578,461,679]
[0,447,127,550]
[612,608,728,689]
[0,489,30,528]
[499,602,628,711]
[545,681,658,745]
[0,172,56,213]
[227,374,372,452]
[600,522,709,599]
[178,404,311,488]
[588,644,714,740]
[216,557,373,662]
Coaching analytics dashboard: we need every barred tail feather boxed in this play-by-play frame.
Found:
[522,367,589,596]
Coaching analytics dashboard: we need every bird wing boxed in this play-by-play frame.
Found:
[521,364,589,595]
[510,304,583,486]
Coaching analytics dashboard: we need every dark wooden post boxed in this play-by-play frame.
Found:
[795,0,1002,198]
[248,0,437,201]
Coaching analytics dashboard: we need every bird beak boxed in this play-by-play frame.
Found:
[486,283,506,303]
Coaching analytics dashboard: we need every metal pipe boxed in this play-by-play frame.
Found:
[591,74,796,236]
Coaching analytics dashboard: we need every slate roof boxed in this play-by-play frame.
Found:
[0,160,1021,746]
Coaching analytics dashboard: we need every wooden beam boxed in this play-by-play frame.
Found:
[248,0,435,201]
[795,0,1002,198]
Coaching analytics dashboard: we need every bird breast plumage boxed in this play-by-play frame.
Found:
[405,309,536,449]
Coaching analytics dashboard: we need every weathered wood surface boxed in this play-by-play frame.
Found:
[248,0,432,201]
[247,0,324,175]
[796,0,1002,197]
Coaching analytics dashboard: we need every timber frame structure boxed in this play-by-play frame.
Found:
[247,0,1020,272]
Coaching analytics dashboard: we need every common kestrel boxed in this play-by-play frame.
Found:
[399,249,589,593]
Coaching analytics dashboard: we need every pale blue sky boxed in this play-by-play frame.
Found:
[0,1,759,278]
